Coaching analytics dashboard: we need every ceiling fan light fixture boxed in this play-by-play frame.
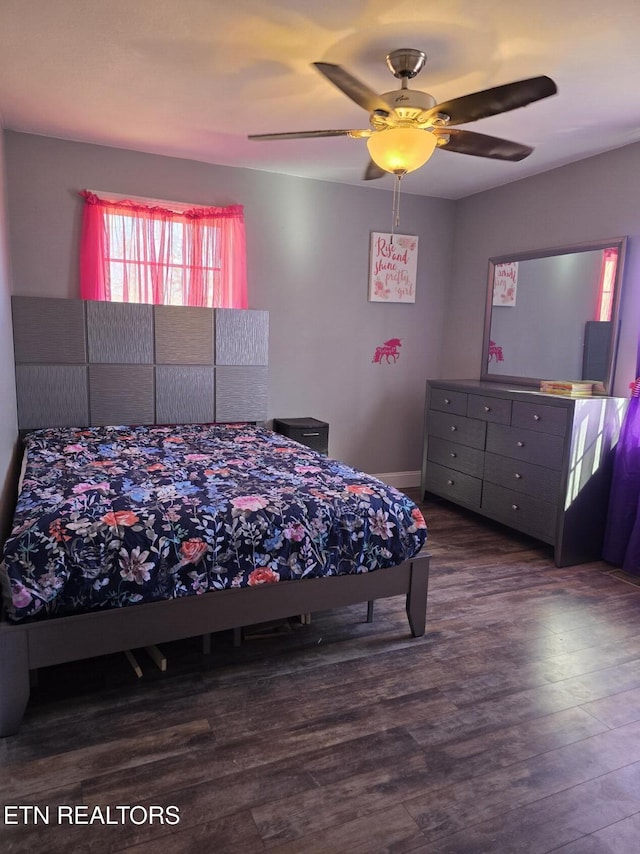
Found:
[366,127,437,175]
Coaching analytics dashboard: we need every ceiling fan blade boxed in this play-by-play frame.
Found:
[363,160,387,180]
[428,75,557,126]
[434,128,533,161]
[248,129,359,141]
[313,62,391,116]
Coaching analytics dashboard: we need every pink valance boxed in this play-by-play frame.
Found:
[79,191,247,308]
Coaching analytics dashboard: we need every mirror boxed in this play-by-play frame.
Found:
[481,236,627,394]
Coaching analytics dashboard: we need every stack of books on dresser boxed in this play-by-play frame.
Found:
[539,380,594,397]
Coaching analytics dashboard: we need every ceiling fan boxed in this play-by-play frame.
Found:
[248,48,557,180]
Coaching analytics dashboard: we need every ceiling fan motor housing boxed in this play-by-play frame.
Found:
[374,89,437,128]
[385,48,427,79]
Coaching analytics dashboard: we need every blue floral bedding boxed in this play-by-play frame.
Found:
[1,424,427,623]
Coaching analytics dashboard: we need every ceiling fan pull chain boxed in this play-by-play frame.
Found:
[391,173,403,241]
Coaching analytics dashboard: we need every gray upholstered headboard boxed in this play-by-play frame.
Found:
[11,297,269,429]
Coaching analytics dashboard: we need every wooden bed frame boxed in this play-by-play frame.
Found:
[0,550,430,736]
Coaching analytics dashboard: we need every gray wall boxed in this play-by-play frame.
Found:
[3,131,455,477]
[0,129,19,539]
[447,142,640,397]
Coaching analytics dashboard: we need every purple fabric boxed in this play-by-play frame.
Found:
[603,333,640,572]
[603,395,640,570]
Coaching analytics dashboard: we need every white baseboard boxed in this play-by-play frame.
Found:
[372,470,421,489]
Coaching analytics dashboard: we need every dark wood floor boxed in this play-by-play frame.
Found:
[3,492,640,853]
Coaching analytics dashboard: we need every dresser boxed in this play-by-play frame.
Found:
[421,380,626,566]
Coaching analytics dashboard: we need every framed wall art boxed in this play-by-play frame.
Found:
[492,260,519,306]
[369,232,418,303]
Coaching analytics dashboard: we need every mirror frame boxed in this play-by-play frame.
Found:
[481,236,627,394]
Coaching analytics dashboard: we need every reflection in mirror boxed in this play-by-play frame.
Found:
[482,237,627,394]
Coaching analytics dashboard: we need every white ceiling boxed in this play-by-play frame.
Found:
[1,0,639,200]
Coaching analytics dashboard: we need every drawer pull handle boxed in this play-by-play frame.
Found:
[511,504,519,511]
[444,398,451,404]
[484,405,491,412]
[533,414,541,421]
[516,441,525,447]
[514,473,522,479]
[450,425,457,432]
[450,452,457,458]
[302,432,320,437]
[447,479,454,486]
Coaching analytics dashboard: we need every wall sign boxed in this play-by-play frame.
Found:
[369,232,418,303]
[492,261,519,306]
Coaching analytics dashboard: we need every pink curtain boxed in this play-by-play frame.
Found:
[79,191,247,308]
[596,247,618,322]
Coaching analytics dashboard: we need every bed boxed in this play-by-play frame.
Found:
[0,297,430,737]
[0,422,429,735]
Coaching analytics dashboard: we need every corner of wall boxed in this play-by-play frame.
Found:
[0,127,20,545]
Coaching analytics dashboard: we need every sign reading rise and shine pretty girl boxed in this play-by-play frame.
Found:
[369,232,419,303]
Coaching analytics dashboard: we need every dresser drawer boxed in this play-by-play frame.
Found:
[483,452,561,503]
[424,462,482,508]
[273,418,329,454]
[481,482,557,542]
[486,423,565,469]
[291,429,328,454]
[427,436,485,478]
[511,401,568,436]
[427,410,486,449]
[429,387,467,416]
[467,394,511,424]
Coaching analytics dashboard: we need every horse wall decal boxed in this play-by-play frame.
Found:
[488,339,504,363]
[372,338,402,364]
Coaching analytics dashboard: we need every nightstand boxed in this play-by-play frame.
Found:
[273,417,329,455]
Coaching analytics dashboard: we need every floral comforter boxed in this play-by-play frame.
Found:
[1,424,427,623]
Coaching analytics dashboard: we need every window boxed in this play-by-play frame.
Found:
[596,247,618,322]
[79,191,247,308]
